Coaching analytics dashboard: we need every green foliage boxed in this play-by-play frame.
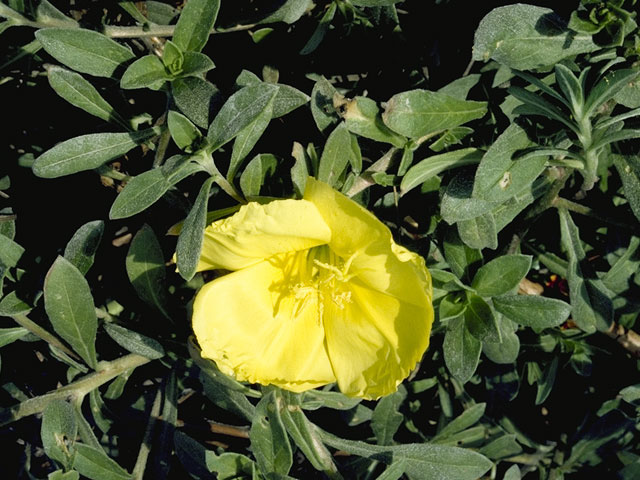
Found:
[2,0,640,478]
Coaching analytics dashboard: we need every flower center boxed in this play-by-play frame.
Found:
[288,246,356,320]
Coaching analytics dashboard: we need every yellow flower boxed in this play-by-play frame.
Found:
[192,177,433,399]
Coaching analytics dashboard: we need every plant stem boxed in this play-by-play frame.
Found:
[132,387,162,480]
[554,197,640,233]
[346,147,399,197]
[12,313,82,361]
[604,322,640,357]
[0,353,151,427]
[0,5,257,39]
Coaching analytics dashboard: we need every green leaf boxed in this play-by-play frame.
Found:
[35,0,77,26]
[63,220,104,276]
[0,291,32,316]
[317,123,357,187]
[584,69,640,118]
[471,255,531,297]
[443,229,482,281]
[300,390,361,411]
[41,399,77,469]
[503,464,522,480]
[250,391,293,477]
[433,403,486,442]
[35,28,134,77]
[311,76,339,133]
[176,177,215,281]
[464,292,500,342]
[558,208,613,332]
[48,470,80,480]
[110,155,200,219]
[162,39,183,73]
[125,224,170,317]
[172,77,224,128]
[168,110,202,152]
[429,127,474,153]
[554,64,584,116]
[228,97,275,181]
[0,234,24,269]
[375,462,405,480]
[614,155,640,223]
[73,443,131,480]
[457,213,498,250]
[0,327,29,348]
[278,390,338,475]
[343,96,405,147]
[181,51,215,77]
[382,89,486,138]
[103,323,164,359]
[535,356,558,405]
[300,1,336,55]
[207,83,279,151]
[258,0,313,25]
[120,55,169,90]
[441,173,494,224]
[318,428,493,480]
[240,154,278,198]
[33,128,158,178]
[271,84,310,118]
[439,293,467,322]
[479,435,522,460]
[602,236,640,294]
[206,453,257,479]
[493,295,571,329]
[472,4,598,70]
[482,319,520,364]
[473,123,546,203]
[47,66,126,127]
[173,0,220,53]
[437,74,481,100]
[44,256,98,369]
[174,430,216,479]
[401,148,483,195]
[371,389,405,446]
[444,316,482,383]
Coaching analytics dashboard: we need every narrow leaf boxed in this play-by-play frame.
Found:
[239,154,277,198]
[36,28,134,78]
[103,323,165,359]
[228,97,275,181]
[48,66,126,127]
[471,255,531,297]
[168,110,202,152]
[44,256,98,368]
[371,390,405,446]
[317,122,357,187]
[126,224,170,317]
[173,0,220,52]
[318,427,493,480]
[63,220,104,275]
[176,177,215,280]
[250,391,293,476]
[73,443,131,480]
[401,148,483,195]
[207,83,279,151]
[33,128,158,178]
[383,89,486,138]
[472,4,598,70]
[493,295,571,329]
[444,316,482,383]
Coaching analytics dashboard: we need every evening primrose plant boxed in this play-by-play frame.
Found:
[2,1,640,479]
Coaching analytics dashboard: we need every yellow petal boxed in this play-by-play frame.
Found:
[323,278,433,399]
[192,253,336,392]
[305,177,432,307]
[303,177,388,258]
[198,199,331,272]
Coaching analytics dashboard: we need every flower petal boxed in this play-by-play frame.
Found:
[193,253,336,392]
[304,177,432,307]
[323,278,433,399]
[303,177,387,258]
[198,199,331,272]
